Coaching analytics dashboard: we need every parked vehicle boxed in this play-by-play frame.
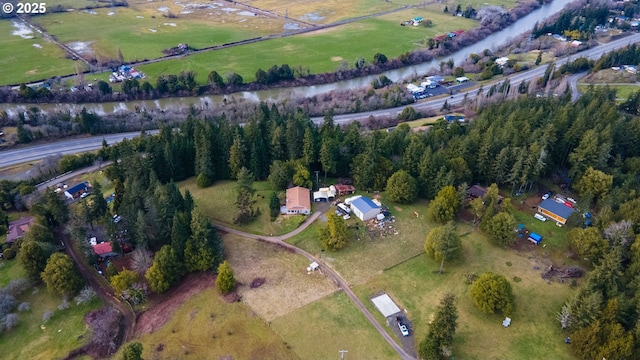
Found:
[534,213,547,222]
[398,323,410,336]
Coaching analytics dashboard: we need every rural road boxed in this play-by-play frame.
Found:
[2,34,640,170]
[213,205,418,360]
[60,230,136,355]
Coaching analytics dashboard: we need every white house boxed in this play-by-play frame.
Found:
[282,186,311,215]
[350,197,381,221]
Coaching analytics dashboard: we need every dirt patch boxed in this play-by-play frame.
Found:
[134,272,215,336]
[330,56,343,61]
[250,277,266,288]
[224,234,336,322]
[394,206,402,212]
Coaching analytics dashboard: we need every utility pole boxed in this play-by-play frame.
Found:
[315,170,320,188]
[339,350,348,359]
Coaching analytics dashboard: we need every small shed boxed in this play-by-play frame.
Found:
[528,232,543,245]
[456,76,470,83]
[371,294,402,318]
[350,197,381,221]
[306,262,319,272]
[502,317,511,327]
[64,182,90,200]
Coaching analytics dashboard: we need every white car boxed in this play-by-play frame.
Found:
[80,192,90,199]
[542,193,550,200]
[398,323,409,337]
[534,213,547,222]
[113,215,122,223]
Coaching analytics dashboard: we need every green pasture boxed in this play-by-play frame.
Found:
[352,227,576,360]
[0,258,102,360]
[138,13,477,85]
[45,0,99,9]
[271,291,397,360]
[292,195,435,285]
[133,287,298,360]
[0,19,78,86]
[247,0,399,24]
[579,84,640,100]
[178,179,308,236]
[32,8,281,62]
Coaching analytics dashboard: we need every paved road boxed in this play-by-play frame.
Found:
[214,205,417,360]
[0,130,157,168]
[3,33,640,168]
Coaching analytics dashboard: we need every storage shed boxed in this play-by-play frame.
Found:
[528,232,543,245]
[350,197,381,221]
[538,198,575,224]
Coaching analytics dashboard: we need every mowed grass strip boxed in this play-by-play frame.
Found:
[137,13,478,85]
[353,226,576,360]
[134,287,299,360]
[0,20,77,85]
[32,7,280,62]
[178,179,306,236]
[270,291,398,360]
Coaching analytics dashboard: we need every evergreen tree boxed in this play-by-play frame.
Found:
[427,186,460,224]
[419,294,458,359]
[145,245,183,293]
[228,131,247,179]
[170,212,192,262]
[90,181,108,221]
[121,342,144,360]
[424,222,462,274]
[185,210,221,272]
[385,170,418,204]
[269,191,280,221]
[216,260,236,294]
[19,241,51,282]
[234,167,257,224]
[318,213,350,251]
[470,272,515,315]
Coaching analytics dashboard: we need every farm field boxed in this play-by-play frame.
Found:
[32,6,281,63]
[0,20,78,85]
[246,0,400,24]
[178,179,309,236]
[137,11,478,85]
[0,259,103,360]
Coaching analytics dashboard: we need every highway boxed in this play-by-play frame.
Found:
[2,33,640,168]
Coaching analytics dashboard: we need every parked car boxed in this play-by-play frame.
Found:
[398,323,410,337]
[80,192,90,199]
[113,215,122,223]
[542,192,551,200]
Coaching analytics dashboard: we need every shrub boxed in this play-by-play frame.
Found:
[3,313,19,331]
[3,248,16,260]
[42,310,54,322]
[74,287,97,305]
[470,272,515,315]
[17,302,30,312]
[57,299,70,311]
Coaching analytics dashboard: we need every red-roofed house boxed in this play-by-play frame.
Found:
[282,186,311,215]
[6,216,35,243]
[93,242,118,258]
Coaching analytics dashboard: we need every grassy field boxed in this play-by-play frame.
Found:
[578,84,640,100]
[293,194,436,285]
[352,226,576,360]
[0,19,78,85]
[178,179,308,236]
[271,291,398,360]
[137,11,477,85]
[0,258,103,360]
[134,286,299,360]
[32,7,281,63]
[248,0,399,24]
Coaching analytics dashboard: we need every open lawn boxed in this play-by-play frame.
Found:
[134,286,299,360]
[247,0,399,24]
[137,12,478,84]
[0,258,103,360]
[0,19,78,86]
[352,226,577,360]
[292,195,435,285]
[270,291,397,360]
[178,179,308,236]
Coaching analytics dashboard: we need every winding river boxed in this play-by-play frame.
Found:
[1,0,571,115]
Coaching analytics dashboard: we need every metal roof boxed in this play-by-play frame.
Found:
[350,197,380,213]
[539,198,575,220]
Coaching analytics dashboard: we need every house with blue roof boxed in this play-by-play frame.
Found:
[538,198,575,224]
[350,197,381,221]
[64,182,90,200]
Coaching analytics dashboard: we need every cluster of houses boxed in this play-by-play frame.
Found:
[109,65,145,83]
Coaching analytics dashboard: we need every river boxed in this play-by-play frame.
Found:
[1,0,572,115]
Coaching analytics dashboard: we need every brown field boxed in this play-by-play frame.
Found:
[223,234,336,321]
